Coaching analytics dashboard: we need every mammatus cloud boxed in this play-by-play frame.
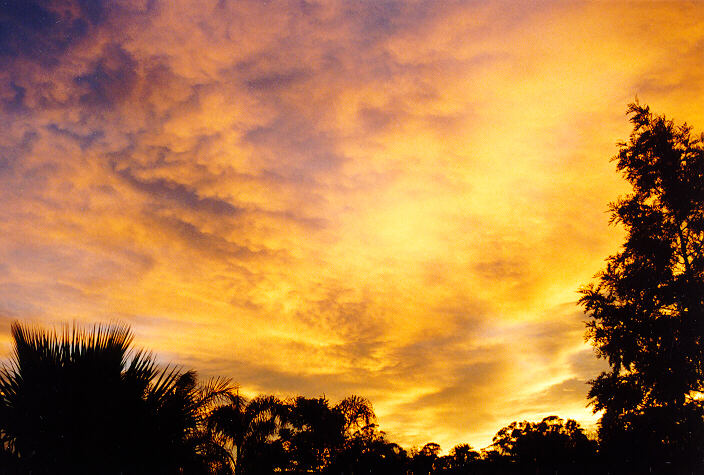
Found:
[1,0,704,450]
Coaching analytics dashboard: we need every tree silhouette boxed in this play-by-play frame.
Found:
[273,395,387,474]
[328,422,408,475]
[0,321,234,474]
[410,442,441,475]
[490,416,596,473]
[278,396,346,472]
[207,393,287,474]
[444,443,479,471]
[329,396,410,474]
[336,395,375,437]
[580,103,704,472]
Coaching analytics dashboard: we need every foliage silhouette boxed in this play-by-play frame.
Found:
[0,321,610,474]
[278,396,347,472]
[336,394,376,437]
[0,320,609,474]
[207,393,287,474]
[443,443,479,471]
[489,416,596,473]
[410,442,442,475]
[580,103,704,472]
[0,322,235,474]
[328,422,408,475]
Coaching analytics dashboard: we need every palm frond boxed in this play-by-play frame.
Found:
[0,320,237,473]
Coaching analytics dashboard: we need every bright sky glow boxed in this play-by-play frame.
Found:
[1,0,703,451]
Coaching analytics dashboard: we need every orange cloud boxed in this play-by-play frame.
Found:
[1,0,703,452]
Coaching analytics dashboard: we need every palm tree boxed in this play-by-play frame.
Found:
[335,395,375,437]
[207,393,286,474]
[278,396,347,472]
[0,321,235,474]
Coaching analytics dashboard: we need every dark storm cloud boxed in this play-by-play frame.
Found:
[295,286,385,339]
[183,353,358,397]
[7,243,154,285]
[244,117,347,176]
[474,257,527,281]
[2,82,27,112]
[260,207,328,230]
[0,130,38,174]
[342,0,443,46]
[245,69,310,92]
[45,123,104,150]
[143,213,283,262]
[0,0,111,65]
[75,44,139,107]
[357,105,407,133]
[633,38,704,99]
[76,0,109,25]
[115,166,244,217]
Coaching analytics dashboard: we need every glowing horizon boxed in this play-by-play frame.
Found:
[1,0,703,451]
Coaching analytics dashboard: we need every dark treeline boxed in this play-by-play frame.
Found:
[0,321,600,474]
[2,103,704,474]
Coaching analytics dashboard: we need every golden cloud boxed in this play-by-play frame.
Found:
[1,0,703,451]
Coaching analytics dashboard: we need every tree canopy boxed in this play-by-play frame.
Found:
[580,103,704,471]
[489,416,595,471]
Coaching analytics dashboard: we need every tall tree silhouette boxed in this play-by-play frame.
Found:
[0,321,234,474]
[580,103,704,471]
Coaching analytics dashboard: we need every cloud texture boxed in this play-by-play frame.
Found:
[1,0,704,450]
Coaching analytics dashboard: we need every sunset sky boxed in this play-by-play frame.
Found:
[2,0,704,451]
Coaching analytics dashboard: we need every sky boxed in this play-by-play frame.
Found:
[1,0,704,451]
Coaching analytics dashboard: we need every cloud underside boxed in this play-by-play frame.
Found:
[1,0,703,450]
